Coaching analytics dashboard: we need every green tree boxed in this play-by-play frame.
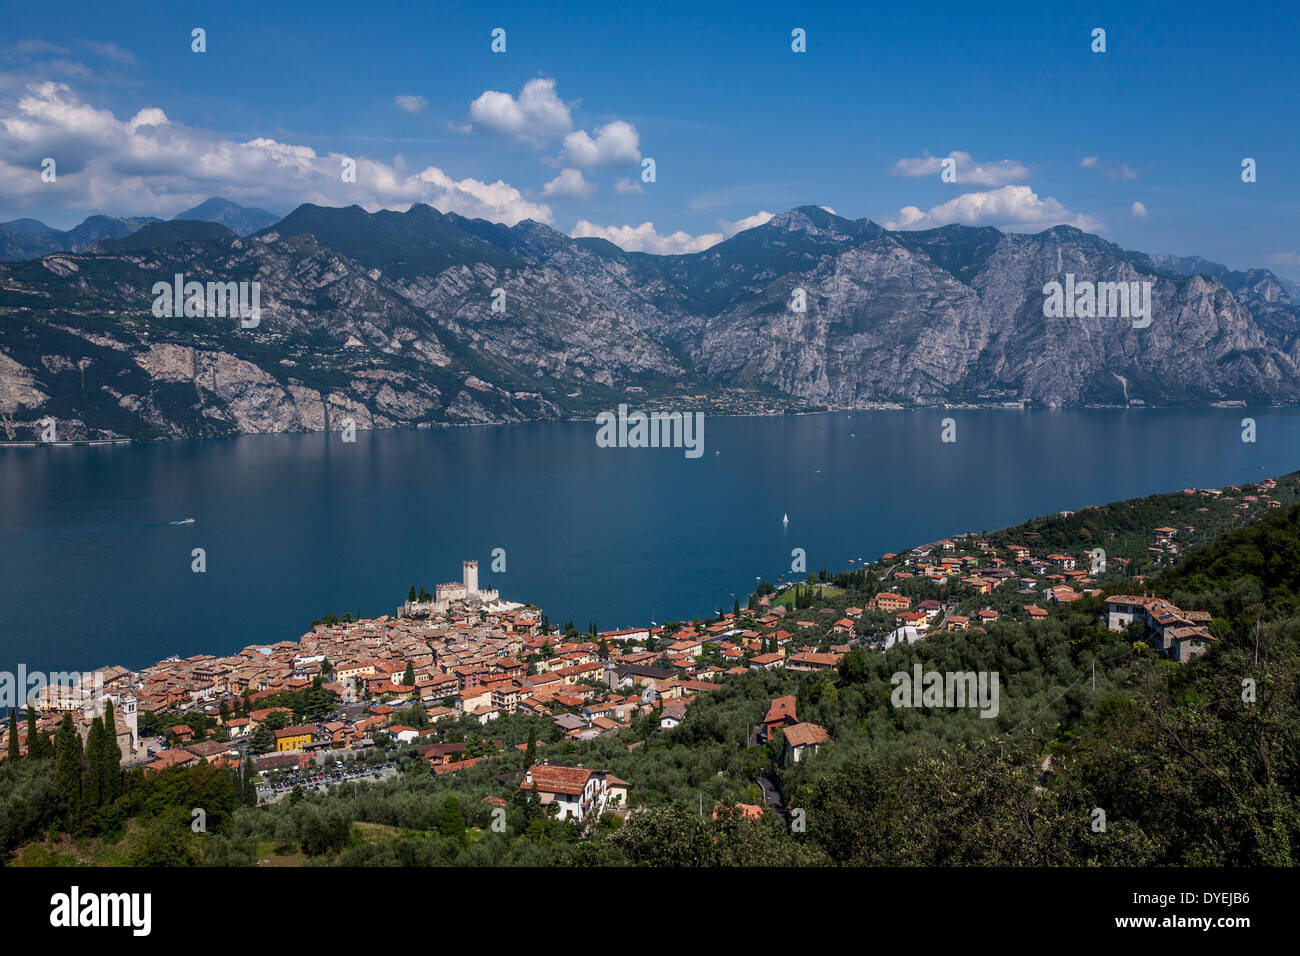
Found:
[250,724,274,754]
[612,805,712,866]
[131,815,198,867]
[241,757,258,806]
[98,699,123,803]
[402,663,415,688]
[25,709,50,760]
[297,803,352,856]
[6,709,18,762]
[438,796,467,841]
[84,717,105,812]
[52,712,84,831]
[838,648,869,683]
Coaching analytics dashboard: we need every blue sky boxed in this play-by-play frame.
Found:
[2,0,1298,276]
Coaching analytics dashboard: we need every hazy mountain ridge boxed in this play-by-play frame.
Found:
[2,202,1299,439]
[0,214,163,261]
[173,197,280,236]
[0,197,281,262]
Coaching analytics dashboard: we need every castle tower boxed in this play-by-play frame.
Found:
[463,559,479,598]
[123,694,138,745]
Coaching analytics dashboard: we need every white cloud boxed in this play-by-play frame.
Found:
[613,177,643,195]
[540,168,596,200]
[81,40,135,65]
[0,79,553,226]
[466,77,572,147]
[127,106,167,130]
[47,60,92,78]
[1081,155,1138,180]
[15,40,71,55]
[393,94,427,114]
[559,120,641,168]
[573,219,716,253]
[725,210,775,234]
[571,210,773,254]
[885,185,1103,233]
[891,150,1031,187]
[1130,201,1148,219]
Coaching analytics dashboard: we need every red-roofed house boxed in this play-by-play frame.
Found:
[761,695,798,742]
[519,763,612,822]
[783,722,832,763]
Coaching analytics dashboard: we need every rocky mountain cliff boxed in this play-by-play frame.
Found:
[2,203,1298,440]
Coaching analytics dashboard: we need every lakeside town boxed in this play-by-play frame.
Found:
[2,473,1294,825]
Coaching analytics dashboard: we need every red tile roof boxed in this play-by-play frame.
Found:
[519,763,604,796]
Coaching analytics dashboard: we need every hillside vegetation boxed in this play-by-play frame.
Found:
[3,498,1298,866]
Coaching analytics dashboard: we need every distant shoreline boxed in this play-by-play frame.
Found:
[0,438,132,447]
[0,401,1272,447]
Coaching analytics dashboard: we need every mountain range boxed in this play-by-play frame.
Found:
[0,197,280,262]
[2,201,1299,440]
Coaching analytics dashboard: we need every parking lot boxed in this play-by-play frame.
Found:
[256,762,398,803]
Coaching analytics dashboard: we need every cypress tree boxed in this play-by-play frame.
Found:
[242,757,258,805]
[438,796,466,841]
[84,717,105,810]
[7,709,18,761]
[53,712,85,831]
[100,699,123,802]
[26,708,50,760]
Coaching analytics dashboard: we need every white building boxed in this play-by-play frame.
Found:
[519,763,611,822]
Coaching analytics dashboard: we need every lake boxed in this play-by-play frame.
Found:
[0,408,1292,671]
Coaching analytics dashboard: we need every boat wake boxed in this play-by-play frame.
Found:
[0,517,196,544]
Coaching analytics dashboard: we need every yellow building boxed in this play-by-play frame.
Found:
[274,725,315,752]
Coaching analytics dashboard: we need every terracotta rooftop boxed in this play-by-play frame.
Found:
[519,763,605,796]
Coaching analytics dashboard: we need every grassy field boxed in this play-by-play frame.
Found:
[772,585,844,608]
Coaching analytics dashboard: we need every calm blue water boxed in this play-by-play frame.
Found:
[0,409,1293,671]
